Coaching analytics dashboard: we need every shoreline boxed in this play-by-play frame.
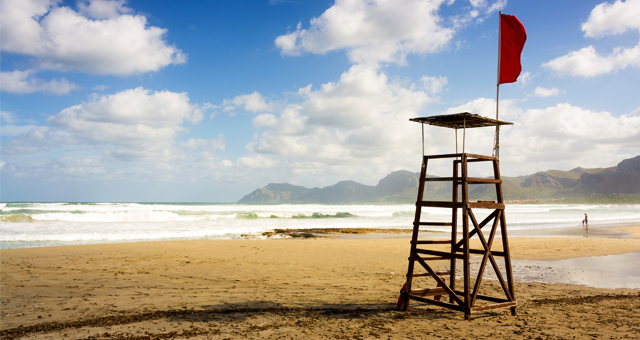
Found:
[3,223,639,251]
[2,225,640,339]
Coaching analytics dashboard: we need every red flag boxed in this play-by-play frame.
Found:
[499,14,526,84]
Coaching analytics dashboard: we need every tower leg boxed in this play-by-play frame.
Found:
[402,156,429,310]
[494,159,517,316]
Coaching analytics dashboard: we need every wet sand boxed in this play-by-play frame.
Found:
[1,225,640,339]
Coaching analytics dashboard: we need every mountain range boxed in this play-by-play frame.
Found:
[238,155,640,203]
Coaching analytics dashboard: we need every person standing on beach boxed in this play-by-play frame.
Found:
[584,213,588,228]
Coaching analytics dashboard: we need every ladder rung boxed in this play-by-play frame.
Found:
[468,202,505,209]
[416,249,464,259]
[410,287,447,297]
[412,271,450,278]
[420,256,449,261]
[468,178,501,184]
[416,222,452,226]
[413,240,450,245]
[417,201,464,208]
[471,301,517,313]
[421,177,457,182]
[453,248,506,257]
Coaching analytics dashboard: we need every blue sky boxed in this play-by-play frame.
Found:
[1,0,639,202]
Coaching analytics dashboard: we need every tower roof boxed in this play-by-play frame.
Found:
[410,112,513,129]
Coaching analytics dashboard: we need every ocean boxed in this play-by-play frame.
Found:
[1,202,639,249]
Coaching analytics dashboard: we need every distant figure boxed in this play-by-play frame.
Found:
[584,213,589,228]
[582,219,585,229]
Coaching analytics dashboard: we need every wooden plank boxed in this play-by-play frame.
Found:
[418,201,464,208]
[413,240,451,245]
[415,248,464,259]
[414,256,464,306]
[412,271,450,278]
[410,287,446,296]
[468,178,502,184]
[419,256,450,261]
[465,153,496,161]
[454,209,499,249]
[402,157,430,311]
[422,177,458,182]
[468,293,511,304]
[453,290,510,303]
[417,222,452,226]
[461,154,471,320]
[465,158,494,163]
[468,202,505,209]
[453,248,506,257]
[471,301,517,313]
[423,153,462,160]
[450,160,459,303]
[407,295,464,312]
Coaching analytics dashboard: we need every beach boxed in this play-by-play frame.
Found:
[2,225,640,339]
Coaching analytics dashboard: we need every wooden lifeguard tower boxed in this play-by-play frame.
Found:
[398,112,517,320]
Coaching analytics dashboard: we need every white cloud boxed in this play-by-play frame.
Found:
[0,0,186,75]
[222,92,275,112]
[252,113,278,128]
[581,0,640,38]
[436,97,640,175]
[180,135,226,151]
[632,106,640,115]
[529,86,561,98]
[543,44,640,77]
[245,65,436,173]
[275,0,504,65]
[92,85,111,91]
[421,75,448,95]
[237,155,279,169]
[518,71,532,87]
[502,103,640,172]
[2,127,77,154]
[0,70,77,94]
[543,0,640,77]
[3,87,208,161]
[77,0,131,20]
[1,110,16,124]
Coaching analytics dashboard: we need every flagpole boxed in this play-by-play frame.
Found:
[494,11,502,158]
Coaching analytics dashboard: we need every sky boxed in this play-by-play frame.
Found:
[1,0,639,202]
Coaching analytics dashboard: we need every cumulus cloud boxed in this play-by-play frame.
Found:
[244,65,437,176]
[2,87,211,161]
[0,70,77,94]
[421,75,448,95]
[0,0,186,75]
[543,44,640,77]
[77,0,131,20]
[180,135,226,151]
[252,113,278,128]
[503,103,640,171]
[518,71,532,87]
[543,0,640,77]
[529,86,562,97]
[275,0,504,65]
[581,0,640,38]
[436,97,640,174]
[222,92,275,113]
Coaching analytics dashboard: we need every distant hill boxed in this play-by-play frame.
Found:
[238,155,640,203]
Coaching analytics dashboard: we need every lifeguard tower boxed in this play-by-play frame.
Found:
[398,112,517,320]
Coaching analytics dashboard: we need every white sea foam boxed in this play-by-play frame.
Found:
[1,203,639,249]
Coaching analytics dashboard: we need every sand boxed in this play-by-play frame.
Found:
[2,226,640,339]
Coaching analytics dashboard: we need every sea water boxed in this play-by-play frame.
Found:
[1,202,639,249]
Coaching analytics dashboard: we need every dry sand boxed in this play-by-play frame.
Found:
[2,226,640,339]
